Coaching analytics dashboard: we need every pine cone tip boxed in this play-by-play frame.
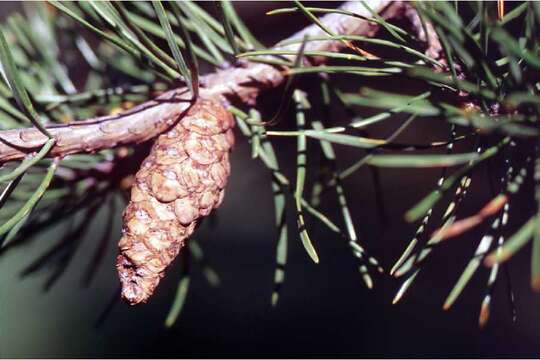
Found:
[117,253,158,304]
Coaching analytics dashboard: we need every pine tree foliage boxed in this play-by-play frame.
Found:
[0,1,538,329]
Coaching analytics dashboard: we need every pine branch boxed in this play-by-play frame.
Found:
[0,0,406,164]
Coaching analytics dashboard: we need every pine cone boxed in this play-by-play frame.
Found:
[116,99,234,305]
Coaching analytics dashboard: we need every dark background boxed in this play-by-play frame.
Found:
[0,2,539,358]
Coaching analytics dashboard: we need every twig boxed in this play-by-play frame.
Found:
[0,0,406,164]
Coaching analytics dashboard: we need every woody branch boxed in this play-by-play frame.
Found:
[0,1,410,164]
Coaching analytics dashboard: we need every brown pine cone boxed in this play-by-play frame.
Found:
[116,99,235,305]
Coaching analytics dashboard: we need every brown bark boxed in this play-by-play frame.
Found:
[0,0,406,164]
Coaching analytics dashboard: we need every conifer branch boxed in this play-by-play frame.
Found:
[0,0,407,164]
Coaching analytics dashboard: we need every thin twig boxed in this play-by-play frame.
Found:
[0,1,405,164]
